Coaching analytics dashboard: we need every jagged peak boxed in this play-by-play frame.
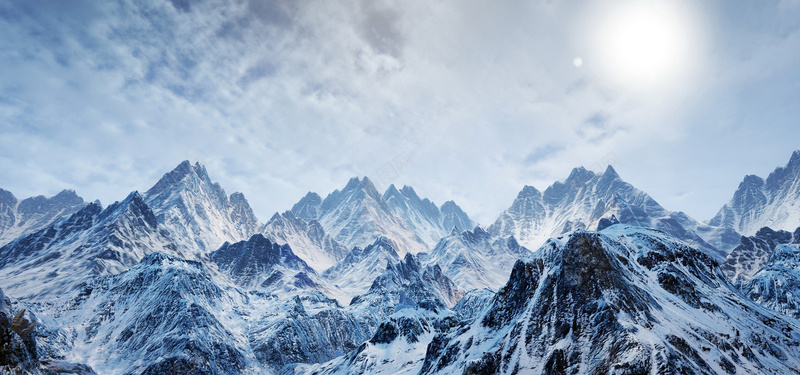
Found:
[145,160,211,197]
[268,212,283,222]
[440,200,460,211]
[565,166,596,184]
[295,191,322,205]
[399,185,421,201]
[516,185,542,200]
[790,148,800,167]
[0,188,16,205]
[602,165,620,180]
[333,176,382,202]
[383,184,402,199]
[740,174,765,187]
[372,235,396,249]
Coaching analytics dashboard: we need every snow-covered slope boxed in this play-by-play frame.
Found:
[144,160,261,256]
[0,188,87,247]
[349,253,462,324]
[322,236,403,303]
[489,165,726,259]
[56,252,256,375]
[422,227,531,291]
[744,243,800,319]
[383,185,474,247]
[710,149,800,236]
[290,308,458,375]
[0,192,178,301]
[313,177,427,255]
[261,210,348,272]
[721,226,797,283]
[419,226,800,374]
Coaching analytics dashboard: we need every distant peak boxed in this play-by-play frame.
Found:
[344,176,363,190]
[383,184,402,199]
[145,160,210,197]
[603,165,620,179]
[516,185,541,200]
[789,149,800,167]
[741,174,765,187]
[300,191,322,203]
[268,212,282,222]
[566,166,595,184]
[399,185,420,200]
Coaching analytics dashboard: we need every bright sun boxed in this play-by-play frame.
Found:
[591,0,701,93]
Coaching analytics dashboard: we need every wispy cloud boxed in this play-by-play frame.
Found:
[1,0,799,224]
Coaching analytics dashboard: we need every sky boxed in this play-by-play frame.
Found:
[1,0,799,225]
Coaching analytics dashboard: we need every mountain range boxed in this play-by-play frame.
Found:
[1,149,800,374]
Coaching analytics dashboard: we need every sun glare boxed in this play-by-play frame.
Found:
[589,0,702,94]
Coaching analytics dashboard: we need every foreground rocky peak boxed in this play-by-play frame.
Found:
[419,226,800,374]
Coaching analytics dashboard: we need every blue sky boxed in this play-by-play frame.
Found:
[1,0,799,224]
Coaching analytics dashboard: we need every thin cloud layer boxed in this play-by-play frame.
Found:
[1,0,799,224]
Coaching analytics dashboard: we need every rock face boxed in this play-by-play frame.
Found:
[489,166,726,259]
[210,234,317,292]
[144,161,261,256]
[349,253,462,324]
[0,287,39,374]
[710,149,800,236]
[422,226,531,291]
[58,252,253,375]
[0,192,177,301]
[721,226,796,283]
[418,226,800,374]
[744,243,800,319]
[261,210,348,272]
[0,188,87,247]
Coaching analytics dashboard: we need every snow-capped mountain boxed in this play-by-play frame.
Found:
[5,156,800,374]
[421,227,531,291]
[710,149,800,236]
[210,233,318,293]
[144,161,261,256]
[0,188,87,247]
[383,185,475,247]
[349,253,462,323]
[0,192,178,301]
[261,210,348,272]
[721,226,797,283]
[744,242,800,319]
[293,177,429,256]
[489,165,726,259]
[418,226,800,374]
[57,251,256,375]
[322,236,403,303]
